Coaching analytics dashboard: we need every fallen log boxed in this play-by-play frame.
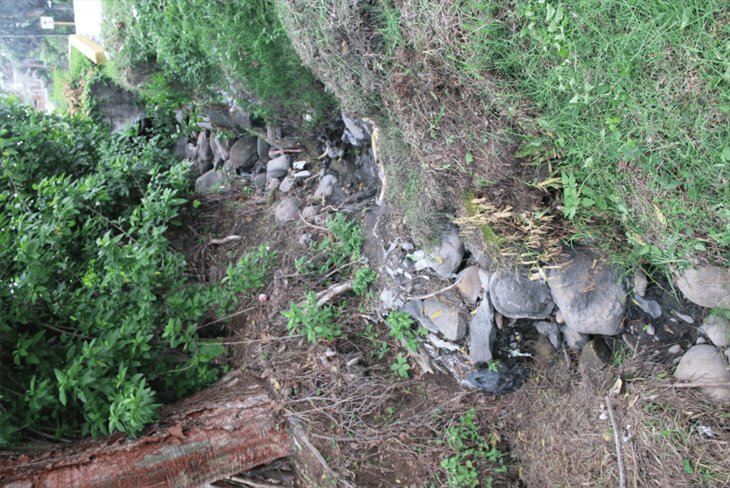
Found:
[0,373,289,487]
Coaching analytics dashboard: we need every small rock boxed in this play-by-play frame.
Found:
[423,295,467,341]
[293,160,308,170]
[267,154,291,180]
[456,266,483,304]
[633,294,662,319]
[185,142,198,161]
[266,178,281,192]
[253,173,267,189]
[380,289,404,311]
[673,311,695,324]
[210,133,232,161]
[314,174,338,200]
[548,249,626,335]
[700,315,730,348]
[668,344,683,355]
[645,324,656,336]
[293,170,311,179]
[676,265,730,309]
[489,270,553,320]
[535,321,560,350]
[257,137,270,161]
[562,325,589,349]
[194,169,224,193]
[341,113,370,144]
[301,205,320,223]
[555,309,565,324]
[579,338,612,375]
[229,136,258,171]
[674,345,730,403]
[229,104,251,130]
[279,175,297,193]
[468,296,496,364]
[633,268,649,297]
[414,226,465,279]
[696,336,707,345]
[274,196,300,224]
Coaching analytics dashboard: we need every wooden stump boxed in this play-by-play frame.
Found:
[0,374,289,487]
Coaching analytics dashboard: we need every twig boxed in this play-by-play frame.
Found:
[209,235,242,245]
[288,417,357,488]
[605,394,626,488]
[405,273,465,301]
[316,281,353,307]
[298,210,329,232]
[198,307,255,329]
[663,382,730,388]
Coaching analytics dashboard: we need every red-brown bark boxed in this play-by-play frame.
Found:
[0,374,289,487]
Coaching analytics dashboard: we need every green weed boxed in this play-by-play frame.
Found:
[385,310,428,352]
[283,292,342,343]
[441,409,507,487]
[390,353,411,379]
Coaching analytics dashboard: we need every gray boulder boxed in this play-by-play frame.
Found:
[548,250,626,335]
[314,174,338,200]
[210,133,232,161]
[414,226,465,279]
[674,345,730,403]
[676,265,730,309]
[469,296,496,364]
[700,315,730,348]
[456,266,483,304]
[229,136,258,171]
[196,132,213,163]
[185,142,198,161]
[341,113,370,145]
[399,300,438,334]
[422,295,467,341]
[274,196,300,224]
[257,137,270,161]
[267,154,290,180]
[195,170,224,193]
[253,173,267,189]
[489,270,553,319]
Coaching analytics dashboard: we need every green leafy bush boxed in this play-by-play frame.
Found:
[441,409,507,487]
[0,98,274,446]
[386,310,427,352]
[283,292,341,343]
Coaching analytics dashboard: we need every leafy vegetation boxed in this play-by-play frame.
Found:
[385,310,427,352]
[101,0,336,123]
[0,98,274,446]
[283,292,341,343]
[441,409,508,488]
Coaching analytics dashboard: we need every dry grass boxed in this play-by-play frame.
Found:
[507,348,730,487]
[277,0,542,242]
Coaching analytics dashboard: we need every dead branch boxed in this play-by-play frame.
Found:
[209,235,243,246]
[316,281,353,307]
[605,394,626,488]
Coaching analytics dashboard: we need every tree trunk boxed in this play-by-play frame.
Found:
[0,373,289,487]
